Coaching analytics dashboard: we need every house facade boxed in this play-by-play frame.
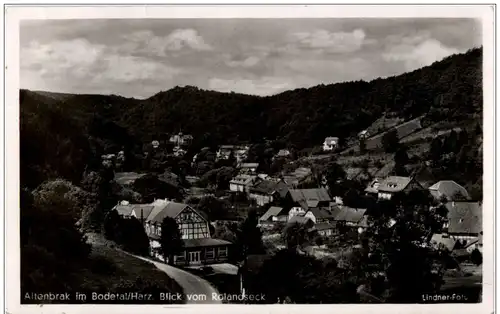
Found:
[315,222,336,237]
[229,174,259,193]
[113,199,232,266]
[288,188,332,213]
[376,176,423,200]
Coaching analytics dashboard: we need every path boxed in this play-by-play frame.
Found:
[129,254,222,304]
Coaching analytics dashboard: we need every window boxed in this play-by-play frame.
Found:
[218,247,228,258]
[205,248,215,259]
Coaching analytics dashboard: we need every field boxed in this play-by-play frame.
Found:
[78,233,185,304]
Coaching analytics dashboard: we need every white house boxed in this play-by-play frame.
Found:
[229,174,259,193]
[323,137,339,151]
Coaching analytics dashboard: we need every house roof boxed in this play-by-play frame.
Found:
[288,215,313,225]
[324,137,339,144]
[259,206,284,221]
[308,207,336,220]
[289,188,332,203]
[430,233,457,251]
[315,222,336,231]
[377,176,413,193]
[446,202,482,235]
[250,180,288,197]
[143,199,197,224]
[115,172,147,185]
[276,149,290,156]
[183,238,232,248]
[132,205,154,220]
[114,204,134,216]
[238,163,259,169]
[429,180,470,201]
[331,206,367,223]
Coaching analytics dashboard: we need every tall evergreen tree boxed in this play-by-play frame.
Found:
[160,217,184,265]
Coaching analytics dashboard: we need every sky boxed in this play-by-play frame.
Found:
[20,18,482,99]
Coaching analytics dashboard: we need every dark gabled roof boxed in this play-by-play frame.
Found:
[412,164,436,189]
[315,222,336,231]
[429,180,470,201]
[250,179,288,197]
[183,238,232,248]
[377,176,413,193]
[145,200,194,224]
[446,202,482,235]
[331,206,367,223]
[259,206,284,221]
[308,207,336,219]
[289,188,331,203]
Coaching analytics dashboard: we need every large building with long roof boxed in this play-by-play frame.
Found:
[113,199,231,266]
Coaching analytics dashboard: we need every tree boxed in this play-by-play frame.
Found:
[21,184,91,294]
[116,216,150,256]
[324,162,347,197]
[216,167,236,190]
[236,210,265,260]
[160,217,184,265]
[358,191,449,303]
[443,130,459,153]
[102,209,121,240]
[359,139,367,154]
[382,129,399,153]
[429,137,443,162]
[470,248,482,266]
[283,222,309,250]
[394,145,409,166]
[133,174,184,203]
[196,195,228,221]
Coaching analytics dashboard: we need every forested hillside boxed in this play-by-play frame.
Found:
[20,47,482,188]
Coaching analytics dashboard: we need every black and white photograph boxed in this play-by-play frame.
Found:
[4,4,495,313]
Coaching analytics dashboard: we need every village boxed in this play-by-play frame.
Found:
[107,116,483,303]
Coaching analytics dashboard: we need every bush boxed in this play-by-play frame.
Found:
[470,248,482,266]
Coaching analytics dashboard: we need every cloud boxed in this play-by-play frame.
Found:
[225,56,261,68]
[208,77,295,96]
[290,28,367,53]
[21,39,105,79]
[123,28,212,56]
[21,38,180,95]
[383,35,461,71]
